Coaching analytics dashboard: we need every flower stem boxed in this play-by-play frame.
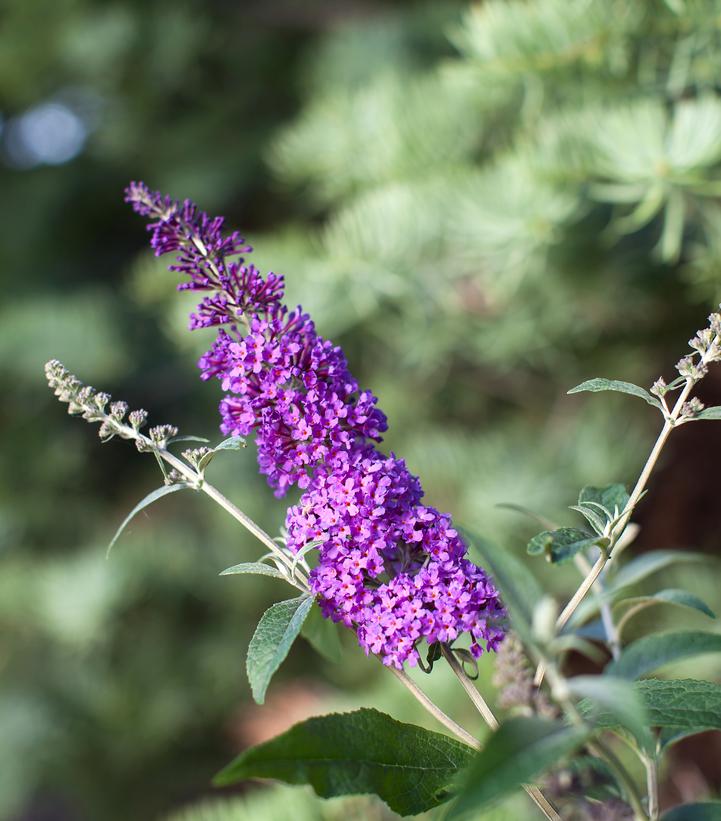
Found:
[155,445,309,591]
[574,553,620,660]
[644,752,660,821]
[388,667,481,750]
[441,646,498,729]
[534,365,703,685]
[440,647,560,821]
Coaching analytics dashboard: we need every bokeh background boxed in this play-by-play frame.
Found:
[3,1,721,818]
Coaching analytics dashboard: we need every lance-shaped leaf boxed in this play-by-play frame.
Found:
[198,435,246,471]
[167,435,210,445]
[692,407,721,421]
[448,717,589,818]
[609,550,710,591]
[568,379,663,409]
[220,561,285,579]
[527,528,608,565]
[616,589,716,635]
[462,529,541,634]
[246,596,314,704]
[605,631,721,680]
[578,484,629,517]
[584,679,721,747]
[660,802,721,820]
[214,708,474,817]
[568,675,653,752]
[107,483,193,557]
[570,550,709,626]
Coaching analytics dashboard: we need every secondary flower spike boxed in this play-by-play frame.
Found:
[125,181,504,668]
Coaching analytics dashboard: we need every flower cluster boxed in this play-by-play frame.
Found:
[125,182,504,668]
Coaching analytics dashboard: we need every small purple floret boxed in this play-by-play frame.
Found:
[125,181,505,668]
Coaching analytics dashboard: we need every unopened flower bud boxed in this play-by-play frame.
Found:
[182,447,212,469]
[676,355,707,382]
[149,424,179,448]
[709,312,721,337]
[77,385,95,404]
[650,377,667,397]
[682,397,705,418]
[110,401,128,422]
[689,328,714,354]
[98,421,116,442]
[128,409,148,430]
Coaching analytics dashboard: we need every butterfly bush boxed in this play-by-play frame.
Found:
[125,182,505,668]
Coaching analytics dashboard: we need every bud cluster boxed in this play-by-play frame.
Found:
[45,360,142,443]
[676,308,721,382]
[182,447,212,470]
[45,361,186,459]
[148,425,179,449]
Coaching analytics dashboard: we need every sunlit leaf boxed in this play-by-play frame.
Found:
[246,596,314,704]
[219,561,285,579]
[567,379,662,409]
[214,708,473,816]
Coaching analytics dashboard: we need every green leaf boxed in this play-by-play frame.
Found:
[219,561,285,579]
[609,551,709,592]
[214,708,474,816]
[578,484,629,516]
[661,802,721,820]
[568,675,653,752]
[582,679,721,747]
[569,504,607,535]
[606,631,721,680]
[567,379,662,409]
[449,717,589,818]
[617,589,716,621]
[106,483,193,557]
[462,529,541,632]
[694,407,721,420]
[301,604,343,664]
[213,435,246,450]
[571,550,709,626]
[167,435,211,445]
[289,539,322,579]
[637,679,721,737]
[246,596,314,704]
[527,528,607,565]
[198,436,246,470]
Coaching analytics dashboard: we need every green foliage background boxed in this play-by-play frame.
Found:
[2,0,721,818]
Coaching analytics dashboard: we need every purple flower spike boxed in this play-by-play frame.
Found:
[126,182,505,668]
